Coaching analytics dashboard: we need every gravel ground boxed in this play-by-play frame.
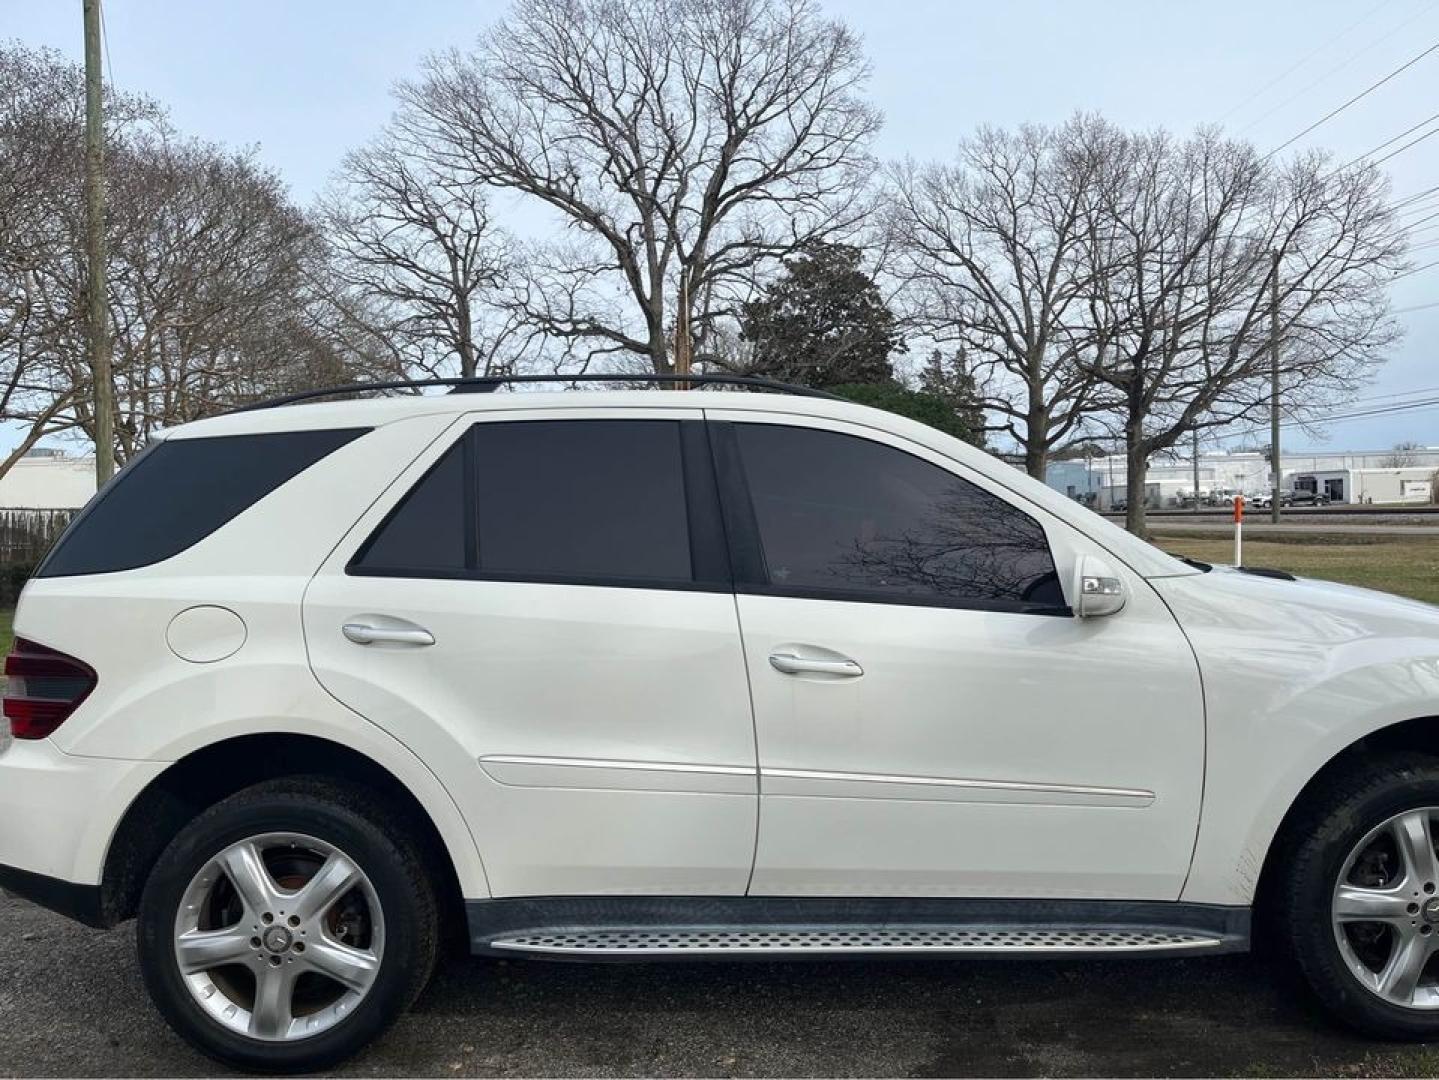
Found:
[6,893,1439,1077]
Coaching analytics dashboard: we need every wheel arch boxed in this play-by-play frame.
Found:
[95,733,468,945]
[1254,714,1439,923]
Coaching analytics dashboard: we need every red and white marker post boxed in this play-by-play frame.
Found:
[1233,494,1245,567]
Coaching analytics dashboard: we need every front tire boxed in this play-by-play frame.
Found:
[137,777,438,1072]
[1280,754,1439,1039]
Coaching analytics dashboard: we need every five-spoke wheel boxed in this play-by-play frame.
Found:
[173,832,385,1041]
[1282,755,1439,1039]
[1333,808,1439,1008]
[137,778,437,1073]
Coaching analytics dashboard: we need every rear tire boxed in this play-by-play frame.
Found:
[136,777,438,1073]
[1279,753,1439,1040]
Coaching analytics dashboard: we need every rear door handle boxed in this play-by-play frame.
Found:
[768,652,863,677]
[342,621,435,647]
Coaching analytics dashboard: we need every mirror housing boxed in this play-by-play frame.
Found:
[1073,553,1126,618]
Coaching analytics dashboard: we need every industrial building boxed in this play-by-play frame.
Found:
[0,448,97,509]
[1045,447,1439,510]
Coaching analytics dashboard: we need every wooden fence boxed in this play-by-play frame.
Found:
[0,508,77,604]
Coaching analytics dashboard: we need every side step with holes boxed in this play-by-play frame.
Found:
[466,897,1249,960]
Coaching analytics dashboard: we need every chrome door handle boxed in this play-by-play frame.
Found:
[768,652,864,677]
[342,622,435,647]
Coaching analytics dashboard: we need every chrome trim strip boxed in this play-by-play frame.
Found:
[477,757,1150,804]
[479,754,755,776]
[762,767,1154,802]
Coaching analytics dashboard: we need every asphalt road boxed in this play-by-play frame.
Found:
[7,893,1439,1077]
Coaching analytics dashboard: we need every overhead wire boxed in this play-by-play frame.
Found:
[1341,109,1439,167]
[1218,0,1397,123]
[1265,39,1439,159]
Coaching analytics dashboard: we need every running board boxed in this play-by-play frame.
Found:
[467,897,1249,960]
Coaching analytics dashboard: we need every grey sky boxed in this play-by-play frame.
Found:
[6,0,1437,451]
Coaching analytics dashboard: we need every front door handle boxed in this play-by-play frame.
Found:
[342,621,435,647]
[768,652,864,677]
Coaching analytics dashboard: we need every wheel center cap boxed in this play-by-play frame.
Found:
[262,926,294,953]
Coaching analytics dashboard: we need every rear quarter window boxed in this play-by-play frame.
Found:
[36,428,368,578]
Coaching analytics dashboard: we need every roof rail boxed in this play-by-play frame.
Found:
[229,373,843,413]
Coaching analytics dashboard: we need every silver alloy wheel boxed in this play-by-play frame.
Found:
[1333,807,1439,1009]
[173,832,385,1042]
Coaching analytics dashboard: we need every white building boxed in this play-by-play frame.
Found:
[1292,466,1435,505]
[0,449,98,510]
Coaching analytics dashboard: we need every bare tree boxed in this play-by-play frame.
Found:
[322,135,538,378]
[1,44,391,467]
[888,116,1121,478]
[76,138,330,457]
[1383,440,1425,468]
[1087,137,1403,534]
[0,44,161,479]
[390,0,880,373]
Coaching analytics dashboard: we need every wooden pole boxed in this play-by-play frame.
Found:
[1269,249,1281,525]
[84,0,114,484]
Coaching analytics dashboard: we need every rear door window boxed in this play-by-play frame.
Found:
[351,418,726,589]
[37,429,367,578]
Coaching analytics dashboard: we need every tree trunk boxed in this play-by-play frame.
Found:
[1024,443,1048,480]
[456,297,477,378]
[1023,404,1049,479]
[1124,440,1149,538]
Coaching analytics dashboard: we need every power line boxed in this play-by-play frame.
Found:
[1244,7,1439,142]
[1393,298,1439,312]
[1400,195,1439,217]
[1219,385,1439,444]
[1395,184,1439,209]
[1393,257,1439,280]
[1238,1,1439,137]
[1266,39,1439,159]
[1343,110,1439,167]
[1220,0,1397,124]
[1369,122,1439,166]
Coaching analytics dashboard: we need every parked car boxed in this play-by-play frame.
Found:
[6,374,1439,1072]
[1249,491,1291,510]
[1290,489,1333,507]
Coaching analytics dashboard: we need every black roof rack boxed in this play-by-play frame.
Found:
[230,373,842,414]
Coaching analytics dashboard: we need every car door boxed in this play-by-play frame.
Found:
[303,407,759,898]
[707,411,1205,900]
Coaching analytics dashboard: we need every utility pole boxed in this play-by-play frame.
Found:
[84,0,115,484]
[1192,427,1201,514]
[1269,249,1281,525]
[671,266,693,390]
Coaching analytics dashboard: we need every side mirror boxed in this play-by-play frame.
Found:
[1073,553,1126,618]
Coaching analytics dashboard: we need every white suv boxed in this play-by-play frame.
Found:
[5,375,1439,1071]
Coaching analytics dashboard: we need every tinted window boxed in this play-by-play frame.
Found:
[37,428,367,578]
[350,442,467,574]
[472,420,692,583]
[733,424,1064,610]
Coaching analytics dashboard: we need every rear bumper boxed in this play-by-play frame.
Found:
[0,737,166,919]
[0,863,107,927]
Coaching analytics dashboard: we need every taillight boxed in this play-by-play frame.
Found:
[3,638,97,740]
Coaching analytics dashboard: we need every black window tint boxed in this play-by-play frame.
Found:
[473,420,692,583]
[37,428,367,578]
[734,424,1064,610]
[351,441,466,574]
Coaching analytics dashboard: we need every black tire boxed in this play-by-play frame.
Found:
[1278,752,1439,1040]
[137,777,439,1073]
